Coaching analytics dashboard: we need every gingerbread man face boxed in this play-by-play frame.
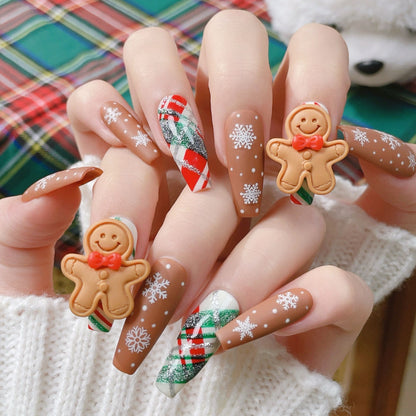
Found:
[87,221,133,260]
[61,219,150,320]
[266,103,348,195]
[288,105,330,140]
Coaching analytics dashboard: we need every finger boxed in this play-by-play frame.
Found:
[123,27,210,192]
[217,265,373,377]
[67,80,160,163]
[271,23,350,140]
[355,143,416,232]
[0,167,101,295]
[153,198,326,397]
[197,10,273,216]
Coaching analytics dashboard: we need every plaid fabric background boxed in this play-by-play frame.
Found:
[1,0,415,276]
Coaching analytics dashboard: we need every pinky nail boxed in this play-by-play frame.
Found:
[216,288,312,350]
[101,101,160,164]
[338,125,416,177]
[22,166,102,202]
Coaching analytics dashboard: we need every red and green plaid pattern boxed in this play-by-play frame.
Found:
[1,0,415,266]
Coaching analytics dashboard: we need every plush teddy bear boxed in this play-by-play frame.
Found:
[265,0,416,87]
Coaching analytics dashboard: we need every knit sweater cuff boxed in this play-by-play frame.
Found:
[0,295,342,416]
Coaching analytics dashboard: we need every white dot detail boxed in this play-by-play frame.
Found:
[272,308,278,314]
[142,305,147,311]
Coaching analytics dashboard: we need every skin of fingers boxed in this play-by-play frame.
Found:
[356,145,416,233]
[90,147,161,258]
[193,198,326,314]
[273,266,373,377]
[0,187,81,295]
[148,161,239,322]
[67,80,135,158]
[197,10,273,166]
[271,23,350,140]
[123,27,201,155]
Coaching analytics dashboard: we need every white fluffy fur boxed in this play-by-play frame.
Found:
[265,0,416,86]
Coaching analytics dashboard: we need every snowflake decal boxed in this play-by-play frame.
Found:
[380,132,401,150]
[34,174,55,191]
[232,316,258,340]
[276,292,299,311]
[408,152,416,171]
[352,128,370,146]
[240,183,261,204]
[103,106,122,125]
[131,130,151,147]
[142,272,170,304]
[230,123,257,150]
[125,326,151,353]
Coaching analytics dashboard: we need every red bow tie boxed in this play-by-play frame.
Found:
[292,134,324,151]
[88,252,122,270]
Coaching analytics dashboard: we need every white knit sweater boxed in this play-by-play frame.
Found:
[0,175,415,416]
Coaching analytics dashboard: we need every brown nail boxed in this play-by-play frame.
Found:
[225,110,264,217]
[339,125,416,177]
[216,288,312,350]
[113,258,187,374]
[22,166,102,202]
[101,101,160,164]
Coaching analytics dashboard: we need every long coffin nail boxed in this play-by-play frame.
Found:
[22,166,102,202]
[113,258,187,374]
[225,110,264,217]
[158,94,210,192]
[338,125,416,177]
[101,101,160,164]
[88,216,139,333]
[155,290,239,398]
[216,288,312,350]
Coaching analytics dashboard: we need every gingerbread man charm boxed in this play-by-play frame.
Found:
[61,219,150,319]
[266,103,348,195]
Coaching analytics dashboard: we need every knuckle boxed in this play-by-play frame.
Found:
[123,27,172,59]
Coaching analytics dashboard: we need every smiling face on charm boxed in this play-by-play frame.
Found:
[287,105,330,139]
[86,220,133,258]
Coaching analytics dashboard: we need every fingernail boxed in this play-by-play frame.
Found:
[338,125,416,177]
[101,101,160,164]
[225,110,264,217]
[88,216,139,333]
[155,290,239,398]
[158,94,211,192]
[113,258,187,374]
[22,166,102,202]
[216,288,312,350]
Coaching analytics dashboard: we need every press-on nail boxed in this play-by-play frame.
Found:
[22,166,102,202]
[339,125,416,177]
[216,288,312,349]
[225,110,264,217]
[155,290,239,398]
[113,258,187,374]
[158,94,210,192]
[101,101,160,164]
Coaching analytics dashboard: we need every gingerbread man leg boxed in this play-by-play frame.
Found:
[278,163,305,193]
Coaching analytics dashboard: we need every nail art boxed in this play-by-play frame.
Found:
[225,110,264,217]
[155,290,239,398]
[216,288,312,350]
[158,94,210,192]
[101,101,160,164]
[338,125,416,177]
[22,166,102,202]
[113,258,187,374]
[88,216,138,333]
[266,102,348,195]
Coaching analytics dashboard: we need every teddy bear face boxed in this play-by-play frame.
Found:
[265,0,416,86]
[85,220,134,259]
[287,106,330,140]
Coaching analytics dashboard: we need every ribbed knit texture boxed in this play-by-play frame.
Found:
[1,160,415,415]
